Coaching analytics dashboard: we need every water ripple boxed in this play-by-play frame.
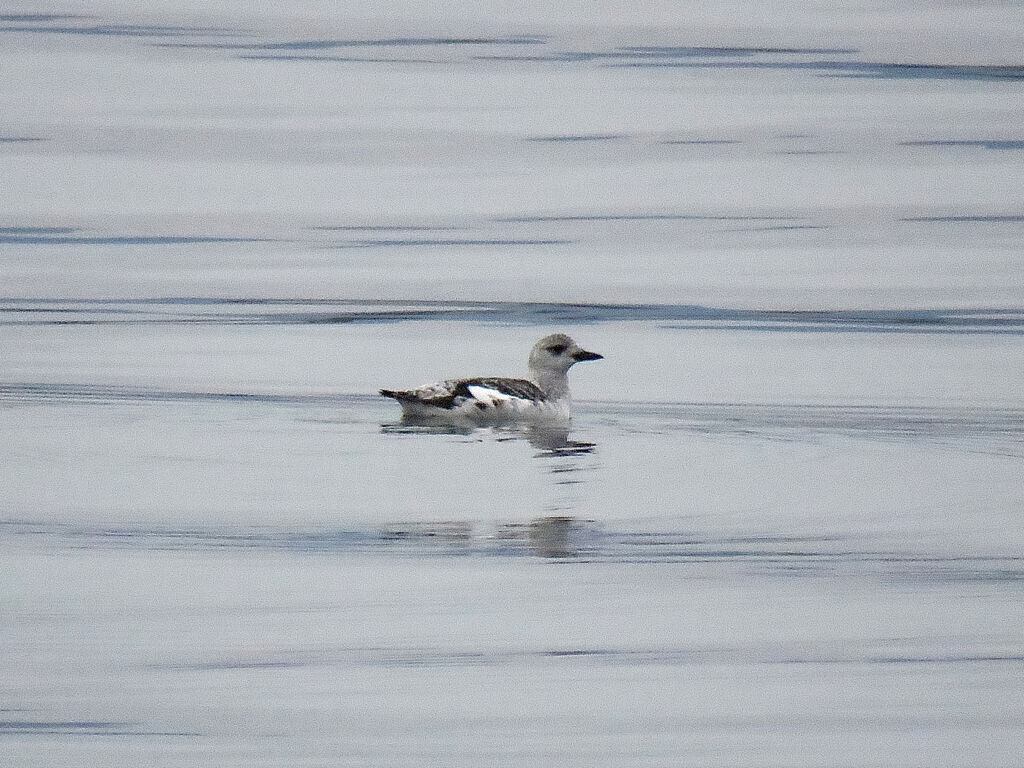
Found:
[4,519,1022,578]
[0,234,271,245]
[149,642,1024,675]
[901,140,1024,151]
[1,299,1021,334]
[0,719,200,737]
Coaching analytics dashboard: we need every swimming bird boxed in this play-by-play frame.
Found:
[380,333,602,423]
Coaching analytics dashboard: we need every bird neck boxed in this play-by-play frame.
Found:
[530,367,570,400]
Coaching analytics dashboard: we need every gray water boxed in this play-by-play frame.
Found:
[2,3,1023,766]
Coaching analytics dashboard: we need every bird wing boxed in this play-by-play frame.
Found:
[455,378,546,404]
[380,377,545,410]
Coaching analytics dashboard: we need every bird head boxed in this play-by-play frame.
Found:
[528,333,603,376]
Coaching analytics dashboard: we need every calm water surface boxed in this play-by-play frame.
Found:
[2,2,1023,766]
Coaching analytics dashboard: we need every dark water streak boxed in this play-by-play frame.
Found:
[1,299,1022,333]
[4,519,1022,580]
[0,720,200,737]
[0,234,271,245]
[148,644,1024,673]
[4,15,1021,86]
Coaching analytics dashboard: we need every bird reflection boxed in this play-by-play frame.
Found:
[509,424,596,456]
[380,417,598,555]
[381,418,596,456]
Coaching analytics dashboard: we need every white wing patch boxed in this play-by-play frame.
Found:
[466,385,517,407]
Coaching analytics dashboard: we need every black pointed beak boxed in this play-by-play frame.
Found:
[573,349,603,362]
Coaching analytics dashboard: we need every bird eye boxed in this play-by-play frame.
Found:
[546,344,567,355]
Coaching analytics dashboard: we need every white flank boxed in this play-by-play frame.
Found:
[466,385,516,406]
